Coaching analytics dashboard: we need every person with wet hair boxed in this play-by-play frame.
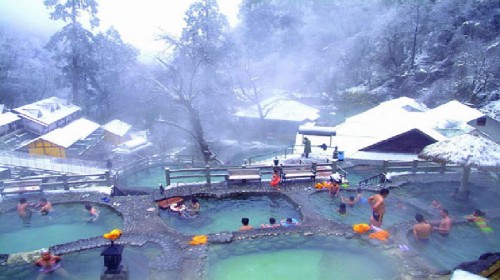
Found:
[338,203,347,215]
[37,198,53,215]
[239,217,253,231]
[261,217,280,228]
[368,188,389,227]
[84,203,99,222]
[341,195,356,207]
[413,213,431,243]
[17,197,33,225]
[433,208,451,237]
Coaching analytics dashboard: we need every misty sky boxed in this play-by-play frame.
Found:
[0,0,241,62]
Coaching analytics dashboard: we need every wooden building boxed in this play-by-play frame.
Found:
[19,118,102,158]
[102,119,132,145]
[12,97,81,135]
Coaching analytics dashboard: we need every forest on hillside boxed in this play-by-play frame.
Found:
[1,0,499,159]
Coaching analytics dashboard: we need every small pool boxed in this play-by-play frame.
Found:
[159,194,300,235]
[408,219,500,271]
[390,181,500,218]
[309,190,430,227]
[0,203,122,254]
[207,235,399,280]
[0,243,165,280]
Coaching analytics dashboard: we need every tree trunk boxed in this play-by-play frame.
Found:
[186,102,211,164]
[457,165,471,200]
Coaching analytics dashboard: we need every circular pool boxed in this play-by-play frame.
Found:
[159,194,300,235]
[0,203,122,254]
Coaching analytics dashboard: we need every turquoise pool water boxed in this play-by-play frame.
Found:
[159,194,300,235]
[390,181,500,218]
[120,166,224,188]
[208,235,398,280]
[409,219,500,270]
[309,190,432,227]
[0,243,165,280]
[0,203,122,254]
[342,165,384,186]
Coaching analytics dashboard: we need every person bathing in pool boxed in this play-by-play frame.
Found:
[368,188,389,227]
[433,209,452,237]
[413,213,431,243]
[35,249,70,280]
[341,195,356,207]
[84,203,99,222]
[37,198,53,215]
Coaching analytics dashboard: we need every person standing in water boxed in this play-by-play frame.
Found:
[18,197,33,226]
[433,209,452,237]
[413,213,432,243]
[37,198,53,215]
[368,188,389,227]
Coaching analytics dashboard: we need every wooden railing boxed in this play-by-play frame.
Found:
[382,160,460,174]
[246,146,295,166]
[164,162,338,186]
[0,172,112,191]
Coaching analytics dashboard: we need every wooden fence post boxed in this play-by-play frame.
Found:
[382,161,388,173]
[331,161,337,173]
[312,162,317,172]
[105,171,111,187]
[205,165,211,185]
[412,160,418,174]
[62,174,69,190]
[440,162,446,174]
[165,168,171,186]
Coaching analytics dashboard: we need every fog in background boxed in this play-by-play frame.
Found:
[1,0,499,162]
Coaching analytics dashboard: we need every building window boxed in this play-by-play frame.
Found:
[476,117,486,126]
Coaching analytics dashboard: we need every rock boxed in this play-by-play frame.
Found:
[303,232,314,236]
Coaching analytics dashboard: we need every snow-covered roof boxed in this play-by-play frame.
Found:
[426,100,484,126]
[481,100,500,121]
[102,119,132,137]
[292,97,485,158]
[234,96,320,122]
[0,104,5,113]
[0,112,21,127]
[419,132,500,167]
[32,118,100,148]
[12,97,81,126]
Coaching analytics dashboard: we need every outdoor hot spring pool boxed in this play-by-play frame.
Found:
[0,203,122,254]
[409,219,500,270]
[308,190,431,227]
[207,235,399,280]
[0,243,166,280]
[389,181,500,217]
[159,194,300,235]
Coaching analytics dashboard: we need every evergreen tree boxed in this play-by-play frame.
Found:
[44,0,100,112]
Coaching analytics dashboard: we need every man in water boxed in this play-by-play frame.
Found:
[37,198,53,215]
[17,197,32,226]
[84,203,99,222]
[239,217,253,231]
[413,213,432,243]
[433,209,452,237]
[35,249,69,280]
[368,188,389,227]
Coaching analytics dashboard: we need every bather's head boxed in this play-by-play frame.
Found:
[242,217,250,226]
[415,213,424,223]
